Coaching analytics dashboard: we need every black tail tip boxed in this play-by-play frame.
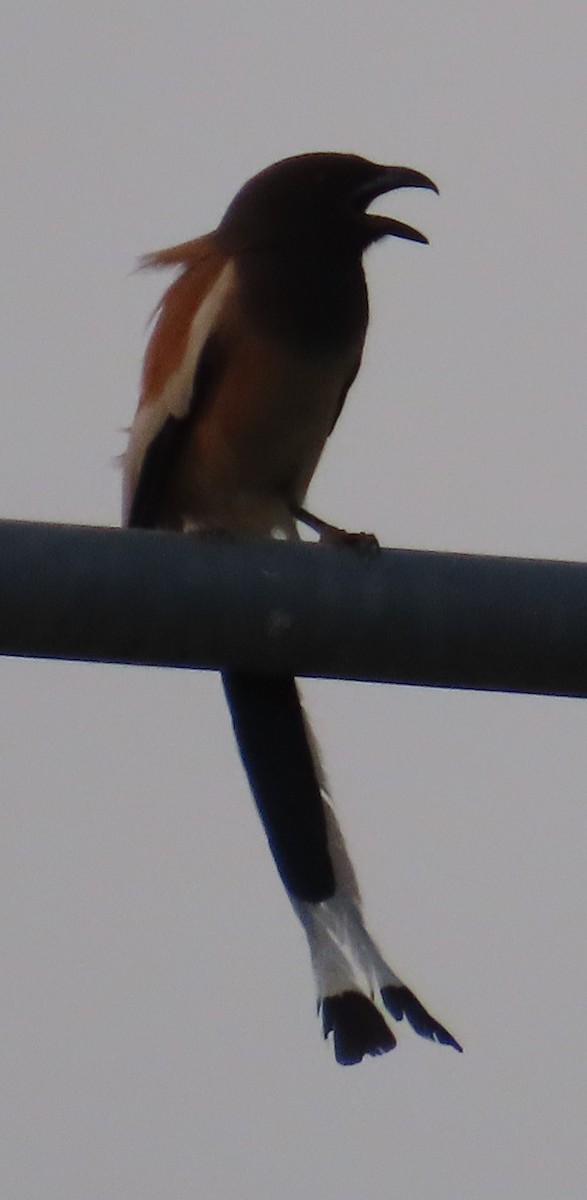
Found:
[321,991,397,1065]
[381,985,463,1052]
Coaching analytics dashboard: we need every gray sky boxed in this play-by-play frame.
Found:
[2,3,587,1197]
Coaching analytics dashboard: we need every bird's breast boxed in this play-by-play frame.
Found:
[173,313,361,537]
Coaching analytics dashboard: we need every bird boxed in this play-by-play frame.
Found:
[122,152,462,1064]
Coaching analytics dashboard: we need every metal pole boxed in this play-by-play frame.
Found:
[0,517,586,697]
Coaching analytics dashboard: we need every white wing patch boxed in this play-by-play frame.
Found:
[121,260,236,525]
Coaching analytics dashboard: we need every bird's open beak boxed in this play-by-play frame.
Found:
[357,166,439,244]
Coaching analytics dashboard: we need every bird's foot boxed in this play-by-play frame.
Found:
[292,505,379,554]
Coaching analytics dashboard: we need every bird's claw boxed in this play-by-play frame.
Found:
[322,527,380,555]
[292,504,380,553]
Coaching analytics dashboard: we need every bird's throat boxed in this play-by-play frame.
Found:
[236,248,369,356]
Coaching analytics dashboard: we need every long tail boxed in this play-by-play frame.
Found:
[222,670,462,1064]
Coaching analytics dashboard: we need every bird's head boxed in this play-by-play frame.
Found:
[217,152,438,258]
